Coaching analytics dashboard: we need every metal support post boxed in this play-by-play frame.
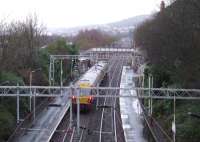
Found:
[49,56,52,86]
[33,88,36,122]
[150,75,153,115]
[148,75,151,115]
[89,53,91,62]
[96,84,99,110]
[60,60,63,95]
[52,58,55,86]
[114,106,117,142]
[71,57,73,78]
[96,54,98,64]
[142,75,145,87]
[29,96,32,112]
[77,88,80,135]
[60,60,63,87]
[17,83,20,124]
[173,93,176,142]
[111,100,114,138]
[29,72,32,112]
[49,56,55,86]
[70,86,73,129]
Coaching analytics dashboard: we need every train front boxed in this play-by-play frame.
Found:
[72,81,94,111]
[72,61,107,111]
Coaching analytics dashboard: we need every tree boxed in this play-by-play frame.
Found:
[74,29,116,50]
[40,38,79,85]
[134,1,200,141]
[0,15,46,72]
[134,0,200,88]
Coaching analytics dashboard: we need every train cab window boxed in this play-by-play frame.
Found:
[91,89,97,95]
[80,89,91,96]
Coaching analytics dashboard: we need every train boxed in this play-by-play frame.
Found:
[72,61,108,111]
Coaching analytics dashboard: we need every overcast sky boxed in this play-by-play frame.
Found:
[0,0,166,28]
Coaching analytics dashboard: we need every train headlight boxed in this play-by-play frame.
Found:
[88,96,93,103]
[72,96,76,103]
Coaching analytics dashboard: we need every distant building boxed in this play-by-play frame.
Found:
[160,1,165,11]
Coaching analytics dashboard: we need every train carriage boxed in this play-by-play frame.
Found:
[72,61,108,111]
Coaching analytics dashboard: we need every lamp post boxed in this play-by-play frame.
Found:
[29,68,41,112]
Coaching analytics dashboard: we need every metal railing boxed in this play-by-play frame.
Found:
[3,85,200,142]
[0,86,200,99]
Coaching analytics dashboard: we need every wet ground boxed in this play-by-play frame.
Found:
[120,66,147,142]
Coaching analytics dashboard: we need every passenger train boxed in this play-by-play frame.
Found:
[72,61,108,110]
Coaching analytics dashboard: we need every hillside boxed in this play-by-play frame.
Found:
[48,15,150,36]
[109,15,150,28]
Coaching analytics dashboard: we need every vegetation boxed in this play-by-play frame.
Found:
[0,11,116,142]
[0,15,44,141]
[135,0,200,88]
[134,0,200,141]
[40,38,79,85]
[0,106,15,141]
[0,15,79,141]
[74,29,117,50]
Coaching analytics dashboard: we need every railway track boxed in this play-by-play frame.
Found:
[50,110,71,142]
[99,57,121,142]
[50,103,95,142]
[50,78,107,142]
[67,56,118,142]
[99,56,126,142]
[50,56,128,142]
[113,58,128,142]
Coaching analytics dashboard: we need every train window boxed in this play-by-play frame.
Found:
[80,89,91,96]
[91,89,97,95]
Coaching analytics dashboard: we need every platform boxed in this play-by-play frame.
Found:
[120,66,147,142]
[14,91,70,142]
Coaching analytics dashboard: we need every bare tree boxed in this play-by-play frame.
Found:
[0,15,46,71]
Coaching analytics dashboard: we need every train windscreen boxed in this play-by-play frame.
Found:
[80,89,91,96]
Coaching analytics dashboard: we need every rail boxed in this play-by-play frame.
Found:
[99,57,119,142]
[113,57,127,142]
[62,120,71,142]
[99,56,124,142]
[47,100,71,142]
[139,101,173,142]
[70,128,76,142]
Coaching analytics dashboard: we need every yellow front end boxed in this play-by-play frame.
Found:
[78,82,92,105]
[79,96,91,104]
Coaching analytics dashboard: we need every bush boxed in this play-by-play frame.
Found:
[38,38,79,85]
[0,71,24,85]
[0,106,15,141]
